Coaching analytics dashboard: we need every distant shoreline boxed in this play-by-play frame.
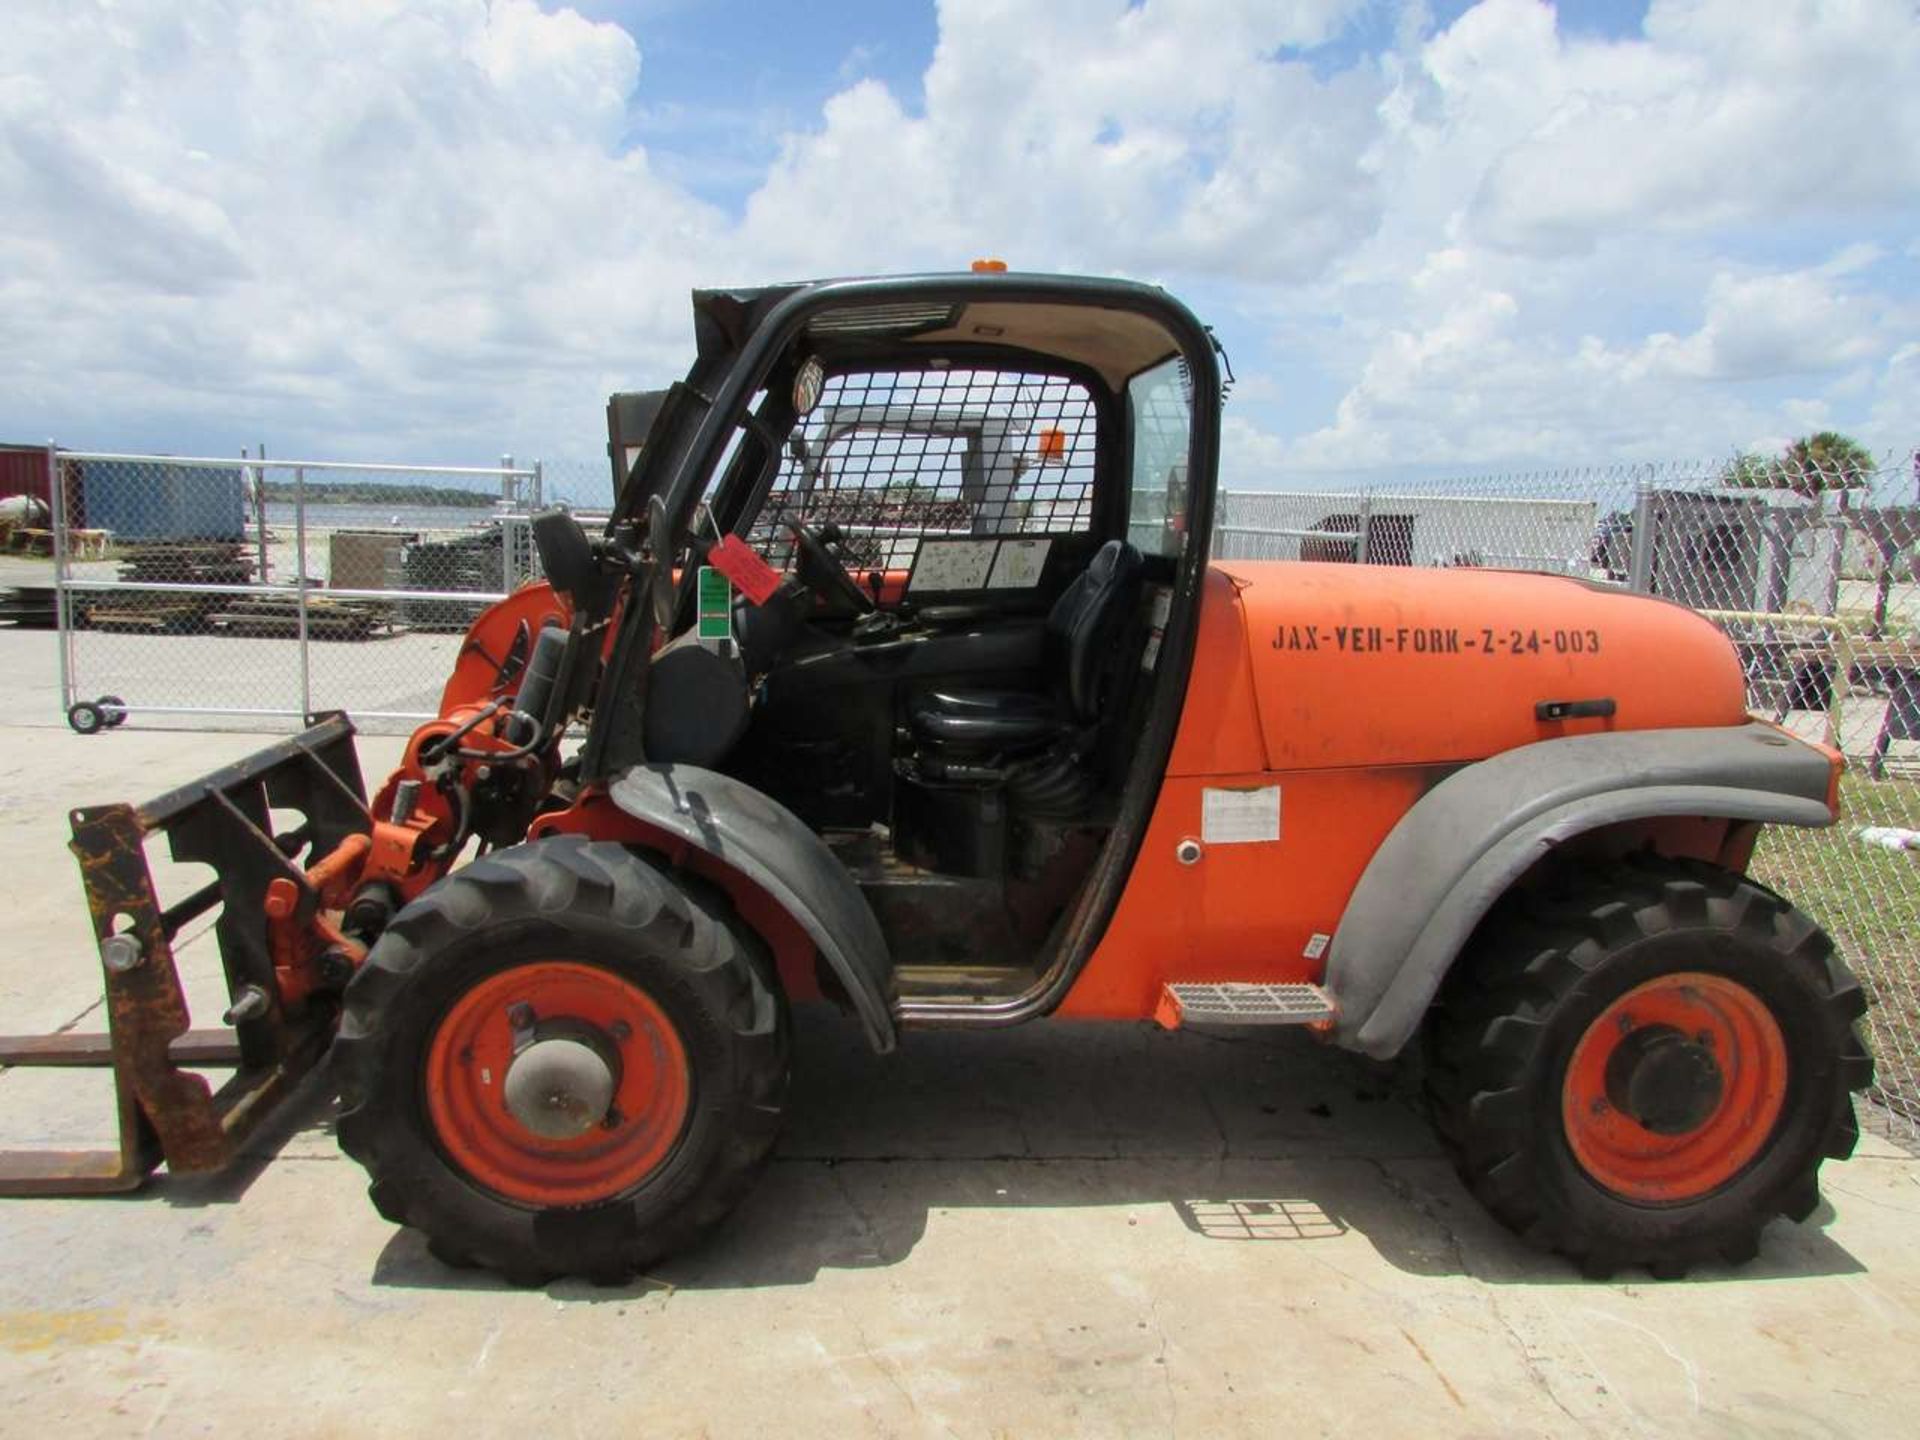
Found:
[256,480,496,508]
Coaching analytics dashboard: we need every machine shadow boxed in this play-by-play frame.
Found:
[369,1005,1865,1297]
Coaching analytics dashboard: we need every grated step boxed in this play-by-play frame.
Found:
[1156,982,1336,1029]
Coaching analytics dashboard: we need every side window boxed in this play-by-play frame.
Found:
[1126,356,1192,559]
[751,368,1097,573]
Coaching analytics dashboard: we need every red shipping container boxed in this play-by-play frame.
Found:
[0,444,84,527]
[0,445,49,505]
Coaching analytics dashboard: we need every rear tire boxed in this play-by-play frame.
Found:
[334,835,789,1285]
[1424,854,1871,1277]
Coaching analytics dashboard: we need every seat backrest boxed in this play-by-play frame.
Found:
[1046,539,1145,721]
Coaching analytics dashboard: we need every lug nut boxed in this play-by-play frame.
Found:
[1617,1013,1636,1034]
[100,934,144,974]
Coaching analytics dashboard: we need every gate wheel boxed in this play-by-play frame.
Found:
[335,835,789,1285]
[66,701,105,735]
[1425,855,1871,1278]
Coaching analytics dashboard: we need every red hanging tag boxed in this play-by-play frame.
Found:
[706,533,783,606]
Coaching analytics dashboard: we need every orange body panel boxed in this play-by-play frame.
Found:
[1056,765,1441,1019]
[1165,567,1268,776]
[435,583,571,714]
[1231,561,1748,768]
[1060,560,1755,1021]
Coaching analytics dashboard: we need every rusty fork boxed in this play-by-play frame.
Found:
[0,714,371,1195]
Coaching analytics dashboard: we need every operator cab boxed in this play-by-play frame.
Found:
[594,275,1213,1007]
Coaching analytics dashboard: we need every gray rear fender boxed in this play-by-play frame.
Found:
[605,764,898,1053]
[1324,722,1836,1061]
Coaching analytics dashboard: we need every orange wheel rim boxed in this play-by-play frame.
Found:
[425,962,691,1207]
[1562,972,1787,1204]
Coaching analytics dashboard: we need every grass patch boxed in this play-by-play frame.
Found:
[1751,774,1920,1133]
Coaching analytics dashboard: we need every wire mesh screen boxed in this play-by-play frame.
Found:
[750,368,1097,572]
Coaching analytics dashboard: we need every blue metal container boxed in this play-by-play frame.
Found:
[80,461,244,541]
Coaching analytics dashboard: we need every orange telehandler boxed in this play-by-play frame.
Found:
[0,268,1872,1282]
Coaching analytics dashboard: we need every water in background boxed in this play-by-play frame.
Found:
[263,502,499,533]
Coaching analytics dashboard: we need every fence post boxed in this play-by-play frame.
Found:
[294,465,311,723]
[501,453,516,592]
[1824,512,1847,618]
[46,439,73,715]
[1627,470,1656,594]
[251,443,271,584]
[1357,490,1374,565]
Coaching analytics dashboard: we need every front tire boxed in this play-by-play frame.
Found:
[1424,855,1872,1277]
[334,835,789,1284]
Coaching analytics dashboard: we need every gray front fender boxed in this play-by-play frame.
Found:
[1325,722,1835,1060]
[607,764,897,1053]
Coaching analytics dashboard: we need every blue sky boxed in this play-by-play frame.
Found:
[581,1,1654,210]
[2,1,1915,490]
[573,1,943,206]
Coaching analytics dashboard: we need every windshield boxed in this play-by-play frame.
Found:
[1126,356,1193,558]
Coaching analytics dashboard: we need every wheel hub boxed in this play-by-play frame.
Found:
[424,961,692,1207]
[1561,971,1788,1205]
[503,1036,618,1139]
[1603,1026,1725,1135]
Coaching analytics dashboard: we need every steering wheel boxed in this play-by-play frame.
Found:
[783,518,875,614]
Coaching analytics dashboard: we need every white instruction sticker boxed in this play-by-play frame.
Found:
[1302,932,1330,960]
[908,538,997,592]
[987,537,1051,588]
[1201,786,1281,844]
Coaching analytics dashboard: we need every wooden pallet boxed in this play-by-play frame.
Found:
[210,594,386,641]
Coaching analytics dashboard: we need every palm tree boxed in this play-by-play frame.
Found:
[1777,432,1877,501]
[1720,432,1878,515]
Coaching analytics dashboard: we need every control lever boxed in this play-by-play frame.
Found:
[851,611,905,644]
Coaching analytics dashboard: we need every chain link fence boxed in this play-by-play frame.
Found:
[0,450,612,730]
[5,443,1915,1139]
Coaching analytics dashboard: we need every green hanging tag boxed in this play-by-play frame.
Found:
[696,566,733,643]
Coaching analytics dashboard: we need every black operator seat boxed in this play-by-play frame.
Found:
[911,539,1145,752]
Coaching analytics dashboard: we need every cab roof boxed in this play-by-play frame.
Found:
[691,273,1186,390]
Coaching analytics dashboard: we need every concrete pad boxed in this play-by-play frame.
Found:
[1,669,1918,1437]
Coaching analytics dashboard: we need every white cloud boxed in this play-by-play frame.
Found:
[0,0,719,460]
[1263,0,1920,470]
[737,0,1383,282]
[1593,266,1885,385]
[0,0,1916,481]
[1458,0,1920,255]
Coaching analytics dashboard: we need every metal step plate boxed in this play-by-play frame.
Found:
[1156,982,1336,1029]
